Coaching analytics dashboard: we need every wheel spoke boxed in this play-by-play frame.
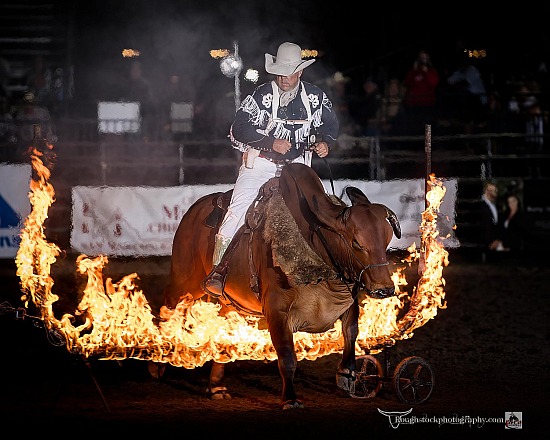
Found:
[393,356,434,404]
[351,355,383,399]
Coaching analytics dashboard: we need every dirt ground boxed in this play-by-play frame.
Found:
[0,249,547,436]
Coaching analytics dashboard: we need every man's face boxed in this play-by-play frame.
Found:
[418,52,430,65]
[275,71,302,91]
[485,184,498,202]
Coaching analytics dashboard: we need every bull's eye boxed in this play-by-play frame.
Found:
[352,239,364,251]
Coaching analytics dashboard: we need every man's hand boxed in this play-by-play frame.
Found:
[312,141,329,158]
[273,138,292,154]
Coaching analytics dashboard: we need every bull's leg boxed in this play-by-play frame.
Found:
[336,300,360,395]
[206,361,231,400]
[268,318,304,410]
[206,302,233,400]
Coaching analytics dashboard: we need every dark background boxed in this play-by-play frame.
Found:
[71,2,548,86]
[3,1,549,120]
[1,252,548,435]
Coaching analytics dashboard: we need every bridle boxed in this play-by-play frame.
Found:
[311,222,389,298]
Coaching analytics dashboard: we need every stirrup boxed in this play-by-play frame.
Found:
[201,270,226,298]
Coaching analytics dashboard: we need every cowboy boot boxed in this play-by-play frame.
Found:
[202,234,231,297]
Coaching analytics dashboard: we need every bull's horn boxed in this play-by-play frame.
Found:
[384,206,401,239]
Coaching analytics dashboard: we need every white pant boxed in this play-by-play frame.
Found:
[218,155,307,240]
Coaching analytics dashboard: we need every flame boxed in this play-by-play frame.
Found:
[16,153,449,368]
[15,148,60,323]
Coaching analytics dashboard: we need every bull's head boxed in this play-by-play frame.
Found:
[308,186,401,299]
[280,164,401,299]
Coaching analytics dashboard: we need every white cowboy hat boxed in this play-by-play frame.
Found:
[327,71,350,86]
[265,42,315,76]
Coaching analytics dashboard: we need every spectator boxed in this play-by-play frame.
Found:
[483,90,516,153]
[476,180,504,260]
[326,71,357,135]
[193,67,234,140]
[378,78,405,135]
[159,72,194,141]
[508,82,546,176]
[500,192,524,253]
[12,91,56,145]
[402,50,440,135]
[523,95,545,178]
[0,104,16,146]
[351,76,381,136]
[518,84,545,151]
[122,60,156,139]
[445,52,488,130]
[27,55,51,109]
[0,50,10,107]
[124,60,154,104]
[483,91,508,134]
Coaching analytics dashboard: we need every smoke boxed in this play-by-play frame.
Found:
[73,1,341,109]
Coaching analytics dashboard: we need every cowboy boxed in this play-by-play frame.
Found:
[203,41,339,296]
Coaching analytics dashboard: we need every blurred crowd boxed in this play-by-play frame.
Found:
[324,49,548,154]
[1,46,548,150]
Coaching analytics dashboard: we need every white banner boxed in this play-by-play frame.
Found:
[325,178,458,250]
[70,179,458,257]
[71,184,232,257]
[0,163,32,258]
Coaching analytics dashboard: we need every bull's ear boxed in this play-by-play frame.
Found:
[346,186,372,206]
[347,186,402,239]
[280,163,345,229]
[309,193,346,229]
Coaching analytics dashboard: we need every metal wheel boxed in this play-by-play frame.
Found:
[392,356,434,404]
[351,354,384,399]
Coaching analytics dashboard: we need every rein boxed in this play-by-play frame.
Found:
[321,156,336,196]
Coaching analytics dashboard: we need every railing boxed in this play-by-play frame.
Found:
[1,116,548,253]
[2,117,548,185]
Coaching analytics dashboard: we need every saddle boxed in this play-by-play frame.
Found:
[206,176,335,302]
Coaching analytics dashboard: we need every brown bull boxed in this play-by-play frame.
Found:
[163,163,401,409]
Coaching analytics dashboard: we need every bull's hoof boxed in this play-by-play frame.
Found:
[282,399,304,410]
[336,369,356,395]
[206,386,232,400]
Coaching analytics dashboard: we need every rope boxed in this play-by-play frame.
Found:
[1,303,111,413]
[0,301,65,346]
